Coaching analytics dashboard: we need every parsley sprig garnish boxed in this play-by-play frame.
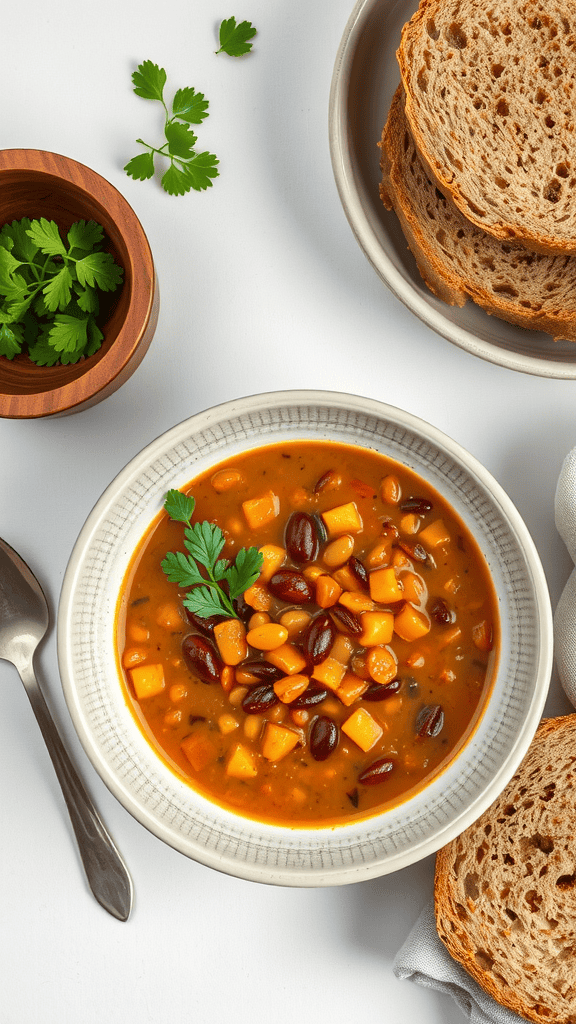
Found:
[216,17,257,56]
[161,489,263,619]
[125,61,219,196]
[0,218,123,364]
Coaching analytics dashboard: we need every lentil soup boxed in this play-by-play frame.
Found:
[116,440,499,827]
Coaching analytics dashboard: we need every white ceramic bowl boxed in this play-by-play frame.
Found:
[58,391,553,885]
[329,0,576,379]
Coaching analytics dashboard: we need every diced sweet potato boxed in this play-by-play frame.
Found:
[312,656,346,691]
[336,672,369,706]
[258,544,286,582]
[226,742,258,779]
[242,490,280,529]
[394,604,430,642]
[266,643,307,675]
[129,663,165,700]
[419,518,450,548]
[261,723,300,761]
[315,575,342,608]
[214,618,248,665]
[359,610,394,647]
[366,646,397,685]
[273,674,310,704]
[321,502,363,537]
[369,565,403,604]
[181,732,218,771]
[341,708,383,752]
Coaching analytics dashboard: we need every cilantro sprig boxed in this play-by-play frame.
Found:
[125,61,219,196]
[161,489,263,619]
[0,218,123,364]
[216,17,257,56]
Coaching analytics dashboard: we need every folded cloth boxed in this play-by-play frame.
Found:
[393,903,527,1023]
[554,446,576,709]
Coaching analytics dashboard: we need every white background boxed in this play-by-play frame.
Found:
[1,2,575,1022]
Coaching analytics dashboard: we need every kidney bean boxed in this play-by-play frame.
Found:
[182,634,223,684]
[362,678,401,701]
[242,684,279,714]
[429,598,454,625]
[310,716,339,761]
[268,569,314,604]
[348,556,369,590]
[396,539,428,563]
[291,685,329,709]
[329,605,363,636]
[416,704,445,738]
[358,758,395,785]
[312,512,328,544]
[399,497,433,515]
[285,511,319,563]
[185,608,225,636]
[303,613,336,665]
[238,661,284,682]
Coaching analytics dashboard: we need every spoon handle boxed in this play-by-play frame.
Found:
[18,656,133,921]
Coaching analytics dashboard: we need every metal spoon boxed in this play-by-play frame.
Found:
[0,537,133,921]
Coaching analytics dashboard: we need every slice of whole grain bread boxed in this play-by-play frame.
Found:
[435,715,576,1024]
[397,0,576,255]
[380,86,576,341]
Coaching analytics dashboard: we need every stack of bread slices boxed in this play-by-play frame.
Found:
[380,0,576,342]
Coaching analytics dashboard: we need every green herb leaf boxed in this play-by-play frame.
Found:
[48,313,88,354]
[172,87,209,124]
[132,60,167,102]
[85,319,104,357]
[217,17,257,56]
[43,265,73,312]
[75,252,123,292]
[124,152,156,181]
[26,218,67,257]
[160,163,195,196]
[75,284,99,315]
[161,489,263,619]
[67,220,104,253]
[28,329,63,366]
[225,546,263,600]
[165,121,198,159]
[164,489,195,525]
[0,323,23,359]
[2,218,39,262]
[182,152,220,192]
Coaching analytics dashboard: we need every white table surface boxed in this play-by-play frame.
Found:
[1,2,574,1022]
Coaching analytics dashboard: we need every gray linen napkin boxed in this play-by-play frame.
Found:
[554,446,576,709]
[393,903,527,1023]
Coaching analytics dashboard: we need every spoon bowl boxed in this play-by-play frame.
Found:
[0,538,133,921]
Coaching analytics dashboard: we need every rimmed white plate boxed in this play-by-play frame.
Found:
[329,0,576,378]
[58,391,553,885]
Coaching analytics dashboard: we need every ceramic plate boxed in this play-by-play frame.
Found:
[329,0,576,378]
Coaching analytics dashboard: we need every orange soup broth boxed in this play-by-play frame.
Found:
[116,440,499,828]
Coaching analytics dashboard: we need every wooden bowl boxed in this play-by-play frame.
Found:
[0,150,159,418]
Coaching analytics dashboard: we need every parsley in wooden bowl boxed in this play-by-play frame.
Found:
[0,150,158,418]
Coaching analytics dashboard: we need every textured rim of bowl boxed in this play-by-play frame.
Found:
[328,0,576,380]
[57,390,553,885]
[0,149,157,416]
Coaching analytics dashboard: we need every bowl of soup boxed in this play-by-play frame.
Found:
[57,390,552,884]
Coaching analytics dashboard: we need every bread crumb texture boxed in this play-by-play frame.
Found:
[435,716,576,1023]
[380,87,576,340]
[398,1,576,254]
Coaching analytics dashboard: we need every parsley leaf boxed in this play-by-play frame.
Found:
[161,489,264,619]
[0,217,123,366]
[217,17,257,56]
[126,61,220,196]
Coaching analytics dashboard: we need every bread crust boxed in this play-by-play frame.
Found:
[380,86,576,341]
[435,715,576,1024]
[397,0,576,256]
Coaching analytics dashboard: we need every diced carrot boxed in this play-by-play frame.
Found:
[261,723,300,761]
[339,591,374,614]
[226,743,258,778]
[243,583,272,611]
[214,618,248,665]
[369,565,403,604]
[315,574,342,608]
[129,663,165,700]
[419,519,450,548]
[332,565,364,593]
[242,490,280,529]
[341,708,383,752]
[181,732,218,771]
[273,674,310,704]
[321,502,363,537]
[367,646,397,685]
[258,544,286,582]
[266,643,307,675]
[312,656,346,691]
[359,610,394,646]
[394,604,431,642]
[336,672,369,706]
[472,620,494,652]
